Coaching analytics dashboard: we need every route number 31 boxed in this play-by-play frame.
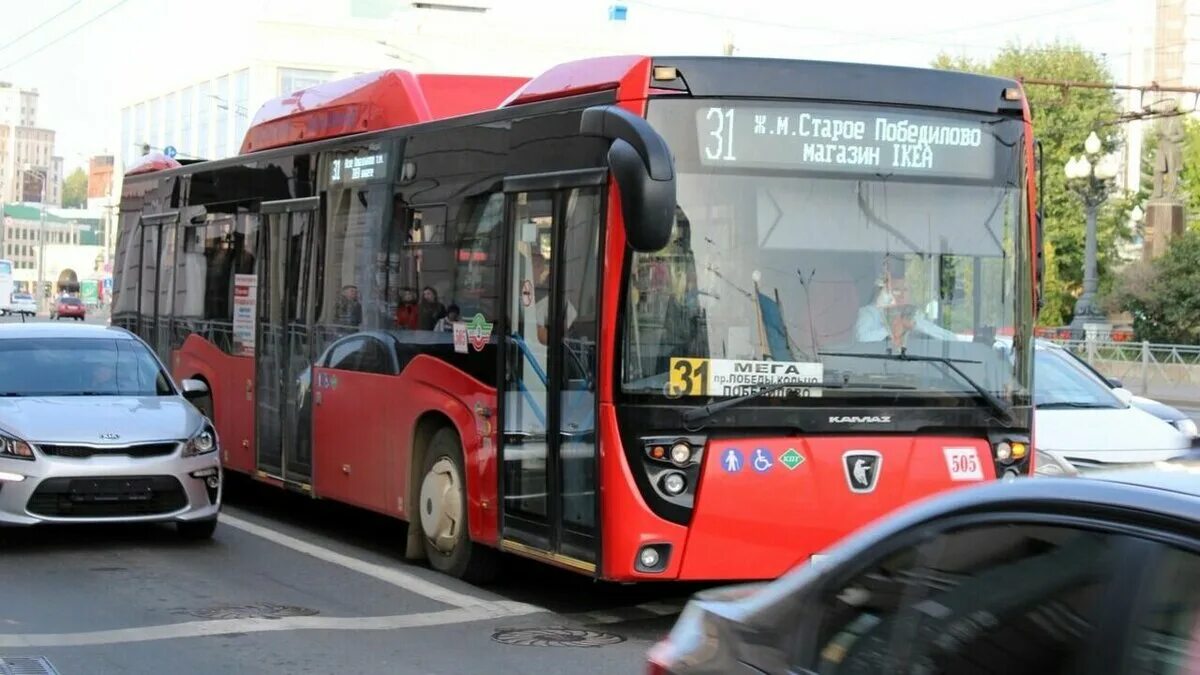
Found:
[704,107,737,162]
[668,358,709,397]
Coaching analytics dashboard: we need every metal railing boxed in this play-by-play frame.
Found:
[1041,336,1200,402]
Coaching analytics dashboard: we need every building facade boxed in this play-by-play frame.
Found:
[0,83,63,207]
[1,204,103,297]
[115,0,681,171]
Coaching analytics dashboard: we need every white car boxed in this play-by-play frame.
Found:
[1031,340,1192,474]
[0,323,222,538]
[7,292,36,317]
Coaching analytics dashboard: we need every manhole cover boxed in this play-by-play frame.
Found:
[180,603,319,620]
[0,656,60,675]
[491,627,625,648]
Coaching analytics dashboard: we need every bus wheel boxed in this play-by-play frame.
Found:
[418,427,497,584]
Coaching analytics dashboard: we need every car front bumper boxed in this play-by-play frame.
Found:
[0,446,221,526]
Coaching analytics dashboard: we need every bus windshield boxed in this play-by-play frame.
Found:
[623,98,1032,409]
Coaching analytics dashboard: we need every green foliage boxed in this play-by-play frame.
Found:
[934,42,1133,326]
[61,168,87,209]
[1114,230,1200,343]
[1175,117,1200,221]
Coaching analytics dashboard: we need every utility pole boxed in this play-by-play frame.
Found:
[723,32,734,56]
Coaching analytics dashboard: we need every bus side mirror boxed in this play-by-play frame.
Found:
[580,105,676,252]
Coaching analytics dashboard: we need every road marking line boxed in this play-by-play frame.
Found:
[220,513,525,611]
[0,602,542,648]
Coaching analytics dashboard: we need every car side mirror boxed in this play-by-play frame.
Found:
[1112,387,1134,405]
[180,378,209,400]
[1105,377,1123,389]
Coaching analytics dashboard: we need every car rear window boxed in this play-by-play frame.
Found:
[60,297,82,305]
[0,338,173,396]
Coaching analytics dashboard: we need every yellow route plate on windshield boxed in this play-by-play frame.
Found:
[668,358,823,398]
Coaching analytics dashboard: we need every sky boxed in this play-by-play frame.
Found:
[0,0,1153,174]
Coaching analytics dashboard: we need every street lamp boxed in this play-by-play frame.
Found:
[1063,131,1120,333]
[22,164,49,315]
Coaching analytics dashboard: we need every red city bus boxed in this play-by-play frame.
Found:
[113,56,1040,583]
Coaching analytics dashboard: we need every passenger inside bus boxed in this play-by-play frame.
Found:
[417,286,447,330]
[395,288,418,328]
[334,284,363,327]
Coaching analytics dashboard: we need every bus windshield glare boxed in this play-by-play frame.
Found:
[624,99,1032,408]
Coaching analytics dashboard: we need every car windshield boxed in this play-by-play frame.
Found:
[623,99,1033,411]
[0,337,173,396]
[1034,348,1122,409]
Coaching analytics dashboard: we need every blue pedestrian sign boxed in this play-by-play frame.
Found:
[164,145,177,158]
[721,448,743,473]
[751,448,774,473]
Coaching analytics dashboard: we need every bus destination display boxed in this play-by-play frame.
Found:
[330,149,389,184]
[696,106,995,179]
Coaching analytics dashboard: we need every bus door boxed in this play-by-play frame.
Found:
[138,211,178,361]
[255,197,318,487]
[499,176,604,572]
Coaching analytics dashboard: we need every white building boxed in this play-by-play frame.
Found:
[0,83,63,207]
[115,0,706,173]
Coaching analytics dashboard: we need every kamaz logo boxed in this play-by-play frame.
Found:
[828,415,892,424]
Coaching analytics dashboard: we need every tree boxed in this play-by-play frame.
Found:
[1113,230,1200,343]
[62,168,87,209]
[934,43,1136,326]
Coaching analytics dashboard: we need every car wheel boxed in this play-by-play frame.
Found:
[177,517,218,540]
[418,427,498,584]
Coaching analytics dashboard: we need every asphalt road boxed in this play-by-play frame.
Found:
[3,311,1197,674]
[0,311,701,674]
[0,474,699,675]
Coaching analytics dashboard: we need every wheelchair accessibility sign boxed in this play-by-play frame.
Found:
[751,448,774,473]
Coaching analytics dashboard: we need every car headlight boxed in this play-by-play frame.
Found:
[1173,418,1198,439]
[183,425,218,457]
[1034,448,1079,477]
[0,431,35,461]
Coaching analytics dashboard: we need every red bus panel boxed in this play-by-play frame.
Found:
[678,436,995,580]
[241,70,529,154]
[173,336,256,475]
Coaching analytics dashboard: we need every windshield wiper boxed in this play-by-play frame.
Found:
[680,378,917,428]
[681,380,811,427]
[819,350,1014,426]
[1036,401,1115,410]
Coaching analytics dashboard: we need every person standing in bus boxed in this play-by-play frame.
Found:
[335,284,363,327]
[395,288,418,329]
[418,286,447,330]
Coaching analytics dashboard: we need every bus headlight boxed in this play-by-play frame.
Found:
[669,442,692,465]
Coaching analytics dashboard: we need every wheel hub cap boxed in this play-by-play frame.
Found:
[419,457,462,554]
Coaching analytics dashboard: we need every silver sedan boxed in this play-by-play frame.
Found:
[0,323,221,538]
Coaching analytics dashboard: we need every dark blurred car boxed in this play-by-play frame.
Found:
[648,462,1200,674]
[51,296,86,321]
